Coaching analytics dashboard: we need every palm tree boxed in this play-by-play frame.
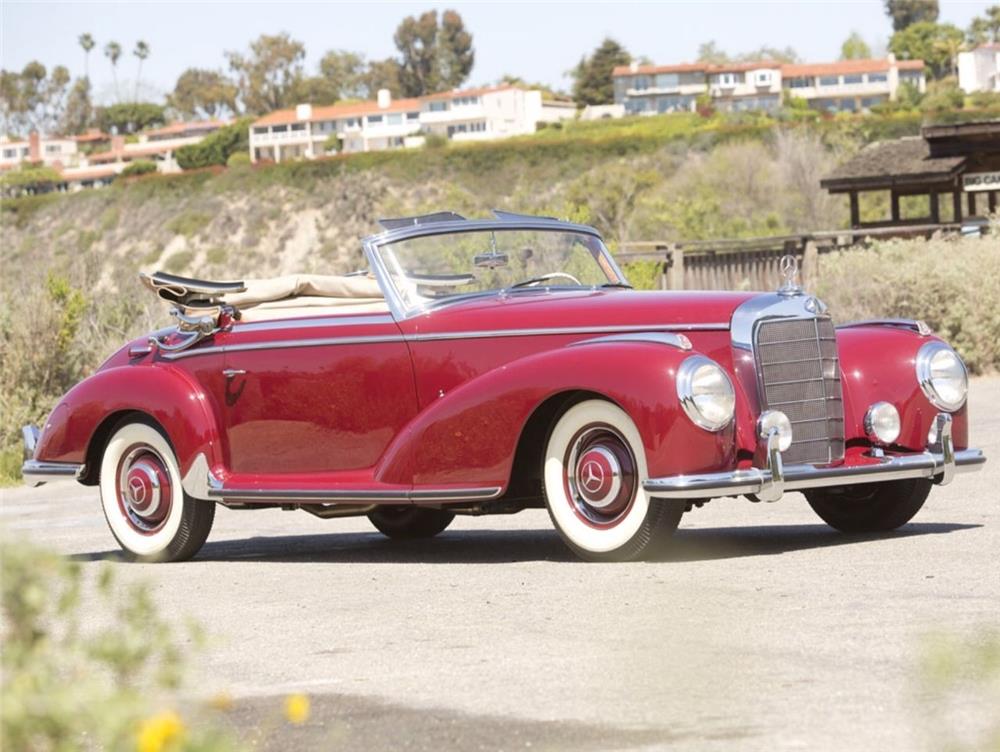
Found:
[934,35,965,78]
[79,33,95,81]
[105,41,122,101]
[133,40,150,102]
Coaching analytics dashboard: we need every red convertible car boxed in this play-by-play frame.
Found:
[22,212,986,562]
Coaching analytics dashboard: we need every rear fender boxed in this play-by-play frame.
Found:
[375,341,737,489]
[34,364,223,484]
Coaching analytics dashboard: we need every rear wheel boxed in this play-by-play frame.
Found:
[99,419,215,562]
[368,507,455,539]
[542,399,684,562]
[805,478,931,533]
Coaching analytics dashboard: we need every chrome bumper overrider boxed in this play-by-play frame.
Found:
[645,413,986,503]
[20,424,85,486]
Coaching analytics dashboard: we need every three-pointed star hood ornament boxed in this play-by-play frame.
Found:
[777,254,803,297]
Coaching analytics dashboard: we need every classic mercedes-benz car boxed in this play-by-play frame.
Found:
[22,211,986,562]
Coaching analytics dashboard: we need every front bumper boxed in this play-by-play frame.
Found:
[645,413,986,502]
[20,424,85,486]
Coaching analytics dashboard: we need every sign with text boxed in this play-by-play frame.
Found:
[962,171,1000,192]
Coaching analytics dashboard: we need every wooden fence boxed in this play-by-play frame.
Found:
[617,223,967,291]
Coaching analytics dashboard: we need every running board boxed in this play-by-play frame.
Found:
[206,485,503,504]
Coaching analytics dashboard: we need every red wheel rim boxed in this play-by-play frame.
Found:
[115,443,172,535]
[563,423,638,529]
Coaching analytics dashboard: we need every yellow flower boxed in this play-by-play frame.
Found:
[284,693,310,725]
[136,710,185,752]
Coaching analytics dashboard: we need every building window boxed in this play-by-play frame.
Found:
[429,100,448,112]
[754,71,773,86]
[868,72,888,83]
[634,75,651,90]
[843,74,863,84]
[367,114,383,124]
[272,125,287,133]
[655,73,679,88]
[2,148,16,159]
[345,118,359,128]
[291,123,306,131]
[407,111,420,120]
[787,76,813,88]
[715,72,740,87]
[624,98,650,114]
[253,127,268,135]
[45,144,61,154]
[656,95,693,113]
[819,75,839,86]
[452,95,479,106]
[387,113,403,125]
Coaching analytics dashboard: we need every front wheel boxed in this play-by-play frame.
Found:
[805,478,931,533]
[543,399,684,562]
[99,419,215,562]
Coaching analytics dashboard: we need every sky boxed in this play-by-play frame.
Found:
[1,0,993,105]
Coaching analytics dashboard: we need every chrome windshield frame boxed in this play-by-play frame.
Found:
[361,218,629,320]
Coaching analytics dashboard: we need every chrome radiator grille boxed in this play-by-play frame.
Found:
[754,317,845,465]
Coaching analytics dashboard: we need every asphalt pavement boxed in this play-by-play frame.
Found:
[3,378,998,751]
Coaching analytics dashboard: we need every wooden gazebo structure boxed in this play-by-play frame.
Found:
[821,121,1000,229]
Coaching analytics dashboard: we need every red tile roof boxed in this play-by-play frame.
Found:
[143,119,229,138]
[782,58,923,77]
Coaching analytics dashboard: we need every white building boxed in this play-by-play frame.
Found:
[612,56,926,115]
[249,85,575,163]
[0,133,79,171]
[958,44,1000,93]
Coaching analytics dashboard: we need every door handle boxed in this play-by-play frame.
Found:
[222,368,246,379]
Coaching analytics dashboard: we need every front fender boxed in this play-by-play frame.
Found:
[34,363,223,481]
[375,341,736,489]
[837,328,969,450]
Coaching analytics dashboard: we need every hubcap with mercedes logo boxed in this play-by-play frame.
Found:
[116,446,172,533]
[565,425,637,525]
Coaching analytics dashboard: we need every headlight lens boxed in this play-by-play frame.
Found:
[916,342,968,412]
[677,356,735,431]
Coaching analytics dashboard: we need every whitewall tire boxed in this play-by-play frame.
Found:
[543,400,683,561]
[99,419,215,562]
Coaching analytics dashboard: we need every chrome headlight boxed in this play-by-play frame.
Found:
[677,356,735,431]
[916,342,968,412]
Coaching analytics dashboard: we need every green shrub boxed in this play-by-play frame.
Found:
[176,117,253,170]
[816,235,1000,373]
[121,159,158,177]
[226,152,251,168]
[0,538,238,750]
[163,249,194,273]
[166,210,212,237]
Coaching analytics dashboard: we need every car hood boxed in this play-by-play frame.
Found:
[401,289,759,335]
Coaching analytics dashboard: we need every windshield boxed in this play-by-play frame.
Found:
[375,228,626,313]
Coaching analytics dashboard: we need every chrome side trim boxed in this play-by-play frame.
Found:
[206,485,502,503]
[160,324,730,360]
[567,331,693,350]
[160,334,405,360]
[21,460,86,487]
[408,323,729,343]
[838,318,932,336]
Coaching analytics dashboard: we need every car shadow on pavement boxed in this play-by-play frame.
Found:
[72,521,981,565]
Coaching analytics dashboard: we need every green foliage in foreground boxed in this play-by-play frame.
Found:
[0,539,238,751]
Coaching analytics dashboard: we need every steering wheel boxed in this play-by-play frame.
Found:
[508,272,583,289]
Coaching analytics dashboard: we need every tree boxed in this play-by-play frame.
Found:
[933,32,965,77]
[78,33,95,81]
[697,41,799,64]
[393,9,474,96]
[362,58,402,98]
[318,50,367,99]
[226,33,306,115]
[437,10,474,89]
[169,68,238,119]
[60,78,93,134]
[889,21,964,78]
[840,32,872,60]
[95,102,165,134]
[133,41,149,102]
[572,38,631,106]
[0,62,71,136]
[104,41,122,101]
[967,5,1000,45]
[884,0,939,32]
[175,116,252,170]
